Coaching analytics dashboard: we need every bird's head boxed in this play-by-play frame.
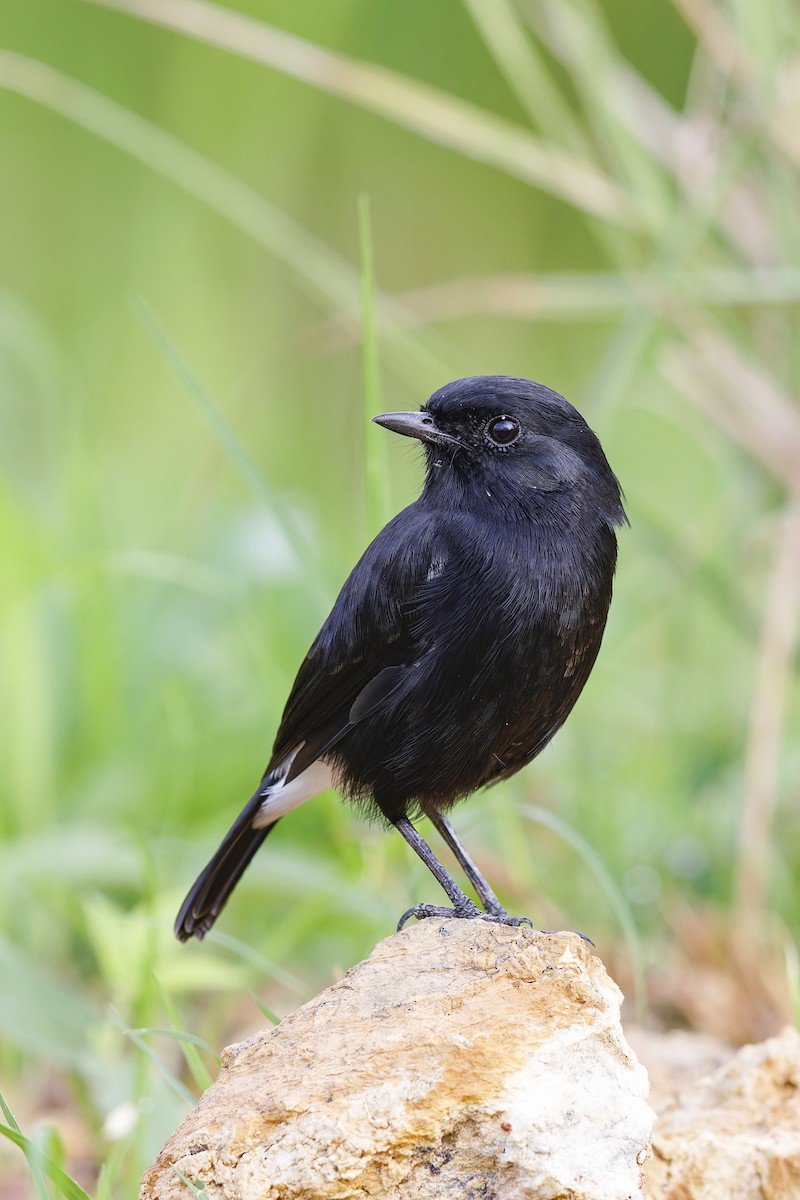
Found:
[373,376,626,529]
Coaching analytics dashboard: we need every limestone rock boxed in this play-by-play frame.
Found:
[644,1026,800,1199]
[140,919,653,1199]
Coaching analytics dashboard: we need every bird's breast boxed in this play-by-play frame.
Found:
[329,518,616,819]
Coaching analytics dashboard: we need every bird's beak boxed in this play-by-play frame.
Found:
[371,410,459,448]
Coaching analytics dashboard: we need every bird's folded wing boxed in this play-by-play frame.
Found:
[265,506,440,783]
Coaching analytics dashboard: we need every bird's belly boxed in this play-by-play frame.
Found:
[331,610,604,823]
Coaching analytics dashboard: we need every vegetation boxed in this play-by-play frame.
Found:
[1,0,798,1193]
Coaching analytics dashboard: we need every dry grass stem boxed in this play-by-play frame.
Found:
[664,316,800,943]
[734,500,800,942]
[81,0,643,227]
[662,325,800,491]
[671,0,750,81]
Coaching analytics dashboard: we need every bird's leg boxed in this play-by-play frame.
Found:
[394,817,481,928]
[429,811,589,941]
[393,816,533,931]
[428,810,506,917]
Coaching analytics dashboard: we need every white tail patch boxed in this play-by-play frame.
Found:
[252,758,334,828]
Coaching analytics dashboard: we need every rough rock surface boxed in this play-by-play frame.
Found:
[643,1026,800,1199]
[140,920,653,1199]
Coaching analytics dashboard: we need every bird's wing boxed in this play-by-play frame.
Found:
[265,504,440,783]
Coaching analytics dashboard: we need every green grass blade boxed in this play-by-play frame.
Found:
[0,1091,24,1135]
[249,991,281,1026]
[461,0,591,154]
[582,129,759,418]
[0,937,99,1071]
[132,296,330,608]
[0,49,448,387]
[358,194,391,538]
[132,1027,220,1060]
[94,1163,113,1200]
[0,1092,49,1200]
[174,1166,207,1193]
[110,1007,197,1108]
[0,1120,92,1200]
[81,0,645,229]
[516,804,646,1023]
[204,929,306,992]
[151,976,219,1091]
[132,298,279,510]
[0,51,352,311]
[539,1,673,220]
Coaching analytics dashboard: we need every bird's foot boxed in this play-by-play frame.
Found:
[397,900,480,930]
[480,900,534,928]
[397,899,534,932]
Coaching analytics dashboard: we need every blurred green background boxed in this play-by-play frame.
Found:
[1,0,799,1193]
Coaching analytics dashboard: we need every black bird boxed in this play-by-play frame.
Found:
[175,375,626,941]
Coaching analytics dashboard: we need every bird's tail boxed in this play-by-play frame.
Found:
[174,788,280,942]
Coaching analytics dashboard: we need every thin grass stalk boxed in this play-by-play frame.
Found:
[535,0,775,264]
[671,0,750,83]
[0,50,447,386]
[517,804,646,1024]
[0,1104,93,1200]
[110,1007,196,1108]
[358,194,391,539]
[80,0,647,228]
[174,1165,205,1193]
[0,1092,49,1200]
[203,929,306,992]
[663,320,800,490]
[154,977,218,1089]
[311,267,800,355]
[132,297,333,606]
[249,991,281,1025]
[537,0,673,225]
[460,0,592,154]
[671,0,800,172]
[735,499,800,941]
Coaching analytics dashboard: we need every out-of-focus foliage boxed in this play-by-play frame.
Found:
[0,0,798,1193]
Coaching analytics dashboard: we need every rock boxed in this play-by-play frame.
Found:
[627,1028,735,1110]
[644,1026,800,1198]
[140,919,654,1199]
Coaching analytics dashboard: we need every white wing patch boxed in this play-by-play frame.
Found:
[426,557,446,581]
[252,758,334,828]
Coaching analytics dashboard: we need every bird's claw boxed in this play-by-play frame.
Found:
[570,929,595,946]
[541,928,595,946]
[496,914,534,928]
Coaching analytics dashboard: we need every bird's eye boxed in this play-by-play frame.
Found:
[486,416,521,445]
